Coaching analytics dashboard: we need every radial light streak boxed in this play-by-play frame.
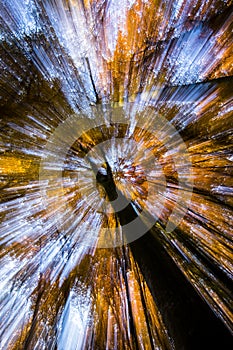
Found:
[0,0,233,349]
